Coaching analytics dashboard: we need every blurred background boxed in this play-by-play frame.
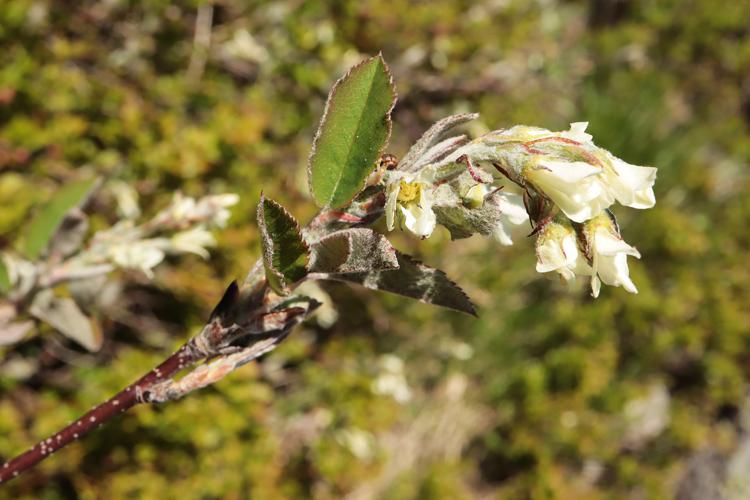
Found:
[1,0,749,498]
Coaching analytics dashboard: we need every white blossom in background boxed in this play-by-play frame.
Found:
[385,172,437,238]
[109,180,141,220]
[66,190,239,280]
[152,192,240,229]
[171,227,217,259]
[109,239,168,279]
[535,220,591,282]
[372,354,412,404]
[582,212,641,297]
[336,427,375,461]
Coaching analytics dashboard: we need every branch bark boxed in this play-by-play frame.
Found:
[0,342,201,484]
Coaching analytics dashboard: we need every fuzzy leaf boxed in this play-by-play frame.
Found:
[29,289,102,351]
[326,252,476,315]
[309,228,399,274]
[400,113,479,172]
[257,196,309,294]
[307,54,397,208]
[24,178,99,260]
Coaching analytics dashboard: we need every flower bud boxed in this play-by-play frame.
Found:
[462,183,488,209]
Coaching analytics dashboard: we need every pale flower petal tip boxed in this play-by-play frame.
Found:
[491,191,529,246]
[584,213,641,297]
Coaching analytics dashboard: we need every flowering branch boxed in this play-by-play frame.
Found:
[0,54,657,485]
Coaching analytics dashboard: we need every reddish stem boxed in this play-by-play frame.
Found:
[0,344,199,484]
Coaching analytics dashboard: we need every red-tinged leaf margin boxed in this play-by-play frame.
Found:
[307,53,397,209]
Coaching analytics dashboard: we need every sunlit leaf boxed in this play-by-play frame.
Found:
[307,54,397,208]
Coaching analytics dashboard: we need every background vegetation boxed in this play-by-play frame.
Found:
[1,0,750,498]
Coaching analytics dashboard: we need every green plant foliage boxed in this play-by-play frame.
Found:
[22,178,98,260]
[307,54,396,208]
[257,196,309,294]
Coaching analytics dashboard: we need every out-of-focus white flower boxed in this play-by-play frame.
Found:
[372,354,412,404]
[221,29,269,63]
[170,226,216,259]
[385,173,436,238]
[156,192,239,228]
[535,220,591,281]
[109,239,168,278]
[583,212,641,297]
[336,427,375,460]
[196,194,240,228]
[110,180,141,220]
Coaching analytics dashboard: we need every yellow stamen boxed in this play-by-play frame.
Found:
[397,180,421,205]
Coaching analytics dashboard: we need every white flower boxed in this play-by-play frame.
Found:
[385,173,436,238]
[602,154,657,209]
[492,192,529,245]
[109,239,168,278]
[372,355,412,404]
[524,158,615,223]
[583,212,641,297]
[170,226,216,259]
[567,122,657,210]
[535,220,591,281]
[446,122,656,223]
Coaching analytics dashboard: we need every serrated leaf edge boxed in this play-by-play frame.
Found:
[307,53,397,208]
[257,195,310,294]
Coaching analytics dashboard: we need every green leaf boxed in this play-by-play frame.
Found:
[307,54,397,209]
[326,252,476,315]
[0,256,9,293]
[24,178,99,260]
[309,228,399,274]
[257,196,309,294]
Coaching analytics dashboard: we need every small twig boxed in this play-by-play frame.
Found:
[0,343,201,484]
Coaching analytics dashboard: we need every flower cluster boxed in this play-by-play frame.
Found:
[381,119,656,297]
[88,191,239,278]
